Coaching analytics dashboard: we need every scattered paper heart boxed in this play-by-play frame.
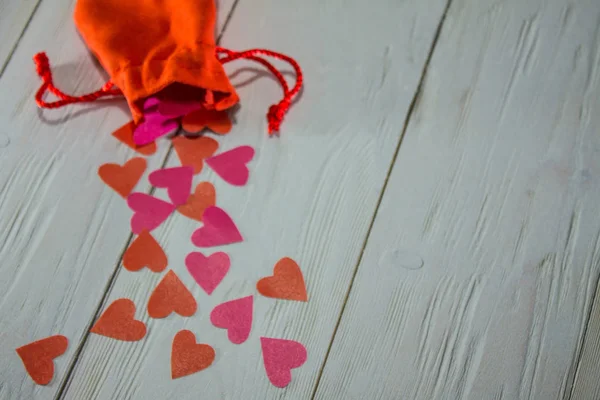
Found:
[181,109,232,134]
[148,270,197,318]
[206,146,255,186]
[177,182,216,221]
[149,166,194,206]
[133,115,179,146]
[128,193,176,234]
[112,121,157,155]
[191,206,243,247]
[98,157,146,198]
[171,330,215,379]
[260,337,307,388]
[16,335,68,385]
[185,251,230,295]
[257,257,308,302]
[210,295,253,344]
[90,298,146,341]
[172,136,219,174]
[123,230,168,273]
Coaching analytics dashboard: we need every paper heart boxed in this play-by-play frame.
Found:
[16,335,68,385]
[148,270,197,318]
[91,298,146,341]
[257,257,308,302]
[158,99,203,118]
[123,230,167,273]
[177,182,216,221]
[112,121,156,155]
[210,295,253,344]
[185,251,229,295]
[127,193,176,234]
[133,115,179,146]
[181,109,232,134]
[149,166,194,206]
[98,157,146,198]
[260,337,307,388]
[191,206,243,247]
[172,136,219,174]
[171,330,215,379]
[206,146,255,186]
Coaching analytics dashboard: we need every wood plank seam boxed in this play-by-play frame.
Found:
[566,272,600,400]
[0,0,43,79]
[51,3,242,397]
[308,0,454,397]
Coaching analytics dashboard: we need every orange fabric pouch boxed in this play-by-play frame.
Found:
[33,0,302,133]
[73,0,238,122]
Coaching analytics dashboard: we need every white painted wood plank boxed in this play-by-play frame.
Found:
[60,0,448,399]
[571,278,600,400]
[0,1,236,399]
[0,0,39,70]
[315,0,600,399]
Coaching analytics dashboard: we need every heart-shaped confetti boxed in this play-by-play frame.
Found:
[16,335,68,385]
[260,337,307,388]
[181,109,232,134]
[171,330,215,379]
[128,193,176,234]
[177,182,216,221]
[149,166,194,206]
[191,206,243,247]
[133,116,179,146]
[257,257,307,302]
[172,136,219,174]
[206,146,255,186]
[98,157,146,198]
[91,298,146,341]
[210,296,253,344]
[123,230,167,273]
[185,251,230,295]
[112,121,157,155]
[148,270,197,318]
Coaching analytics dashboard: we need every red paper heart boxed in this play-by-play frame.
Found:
[210,296,253,344]
[181,109,232,134]
[91,298,147,341]
[123,230,168,273]
[16,335,68,385]
[177,182,216,222]
[149,166,194,206]
[112,121,157,155]
[98,158,146,198]
[172,136,219,174]
[257,257,308,302]
[148,270,197,318]
[127,193,176,234]
[171,330,215,379]
[205,146,255,186]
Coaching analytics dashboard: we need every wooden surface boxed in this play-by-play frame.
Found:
[0,0,599,399]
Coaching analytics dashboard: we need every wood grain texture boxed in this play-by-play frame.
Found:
[571,278,600,400]
[0,1,235,398]
[59,0,449,399]
[0,0,39,71]
[315,0,600,399]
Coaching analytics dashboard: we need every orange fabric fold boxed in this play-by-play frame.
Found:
[74,0,239,122]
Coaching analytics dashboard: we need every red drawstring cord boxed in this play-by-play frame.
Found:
[33,52,122,108]
[32,47,302,133]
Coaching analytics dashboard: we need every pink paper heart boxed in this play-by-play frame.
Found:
[185,252,230,295]
[134,116,179,146]
[260,337,307,388]
[158,99,203,118]
[128,193,176,234]
[205,146,255,186]
[191,206,243,247]
[149,166,194,206]
[210,295,253,344]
